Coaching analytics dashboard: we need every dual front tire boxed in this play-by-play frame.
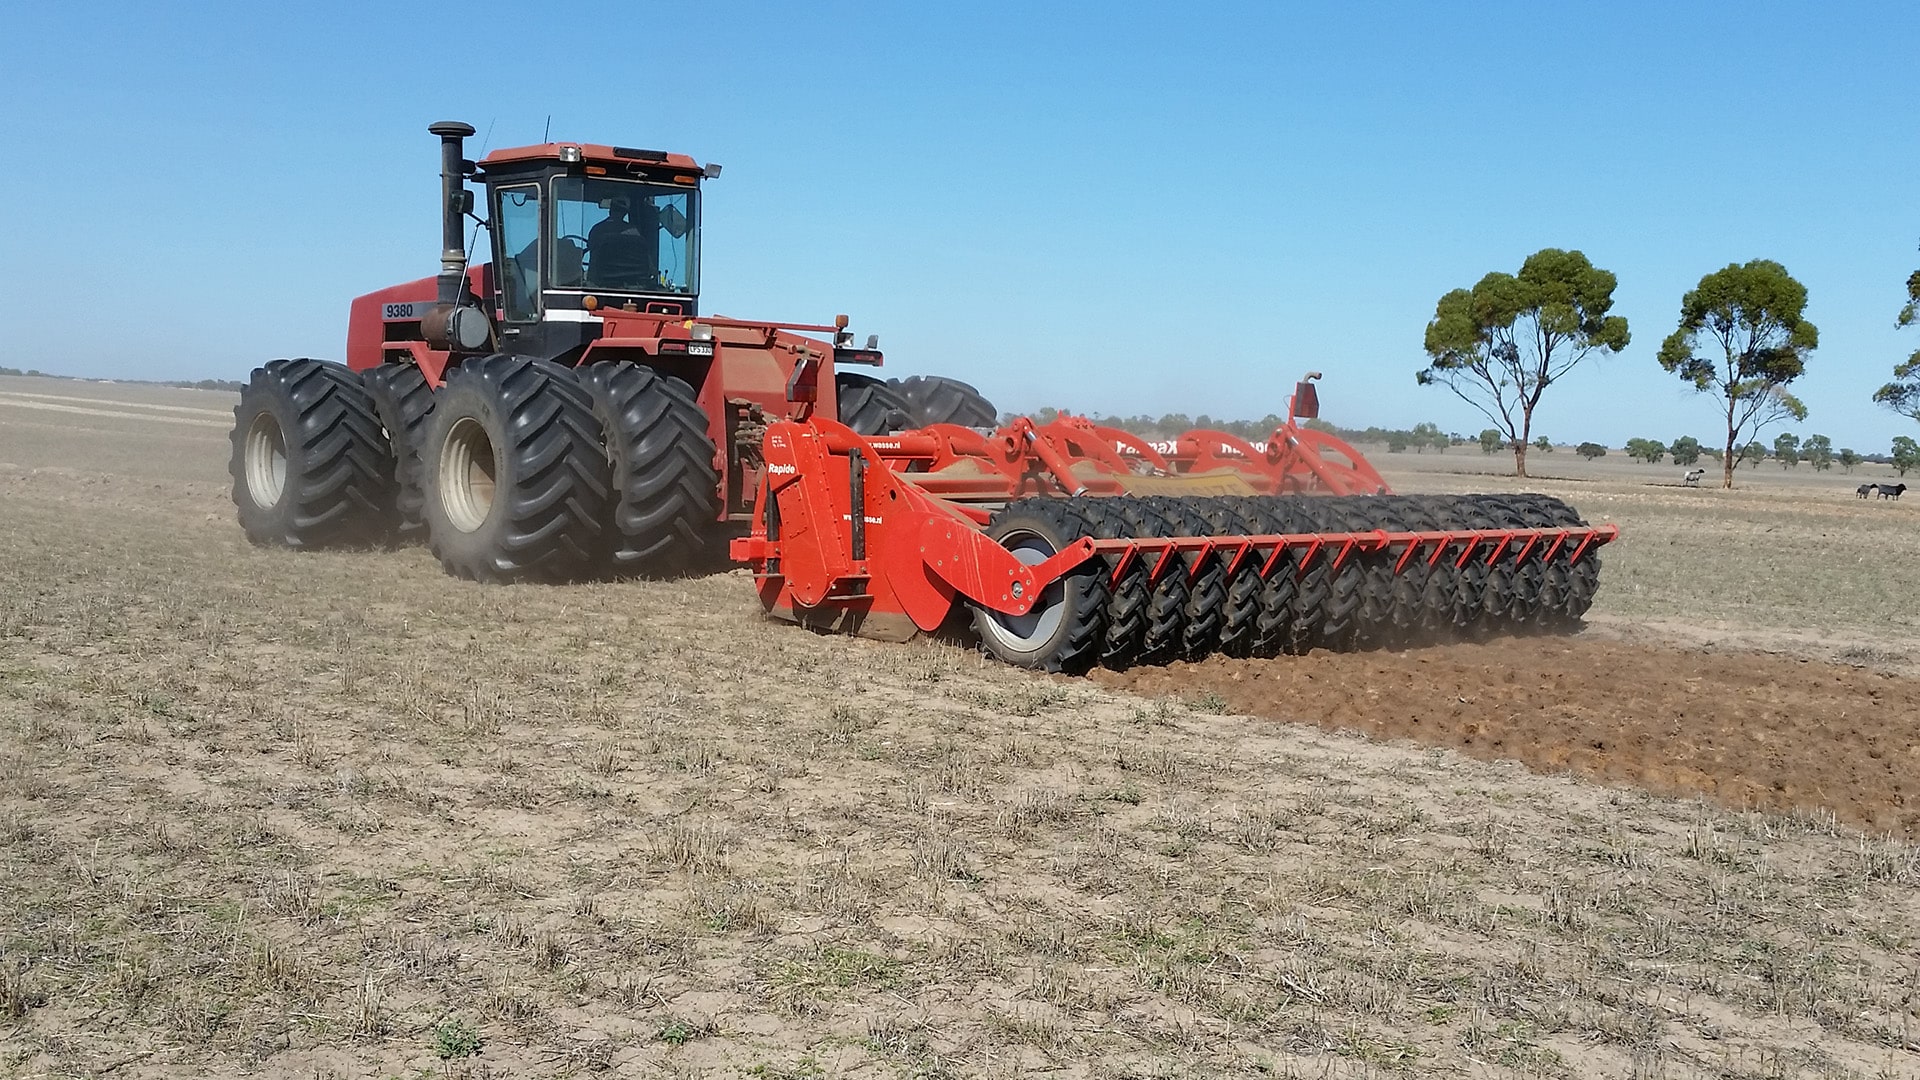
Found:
[232,355,721,584]
[419,356,722,582]
[418,355,609,582]
[229,358,396,548]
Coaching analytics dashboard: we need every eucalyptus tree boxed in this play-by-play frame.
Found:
[1656,260,1816,488]
[1871,264,1920,423]
[1418,249,1630,477]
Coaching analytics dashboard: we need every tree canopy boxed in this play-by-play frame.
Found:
[1772,432,1800,468]
[1872,263,1920,423]
[1656,259,1816,488]
[1803,434,1833,471]
[1893,436,1920,477]
[1419,248,1630,478]
[1625,438,1666,464]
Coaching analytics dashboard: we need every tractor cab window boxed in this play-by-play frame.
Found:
[495,185,541,323]
[551,177,697,295]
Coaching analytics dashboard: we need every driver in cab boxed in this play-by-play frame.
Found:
[586,197,653,289]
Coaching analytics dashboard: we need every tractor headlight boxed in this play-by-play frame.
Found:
[690,323,713,341]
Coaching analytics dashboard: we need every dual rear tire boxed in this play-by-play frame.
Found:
[835,372,998,435]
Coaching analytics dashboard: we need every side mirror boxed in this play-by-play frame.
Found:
[458,190,474,215]
[659,204,689,239]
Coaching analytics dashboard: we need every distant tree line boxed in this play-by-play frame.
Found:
[0,367,241,392]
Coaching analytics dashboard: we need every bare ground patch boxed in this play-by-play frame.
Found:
[1,415,1918,1078]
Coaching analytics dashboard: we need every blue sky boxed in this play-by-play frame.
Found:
[1,1,1914,451]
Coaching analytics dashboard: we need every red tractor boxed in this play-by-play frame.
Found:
[229,122,1618,672]
[229,121,992,580]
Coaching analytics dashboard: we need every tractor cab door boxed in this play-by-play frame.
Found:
[491,183,543,325]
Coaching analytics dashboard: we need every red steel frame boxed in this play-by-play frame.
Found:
[729,415,1618,641]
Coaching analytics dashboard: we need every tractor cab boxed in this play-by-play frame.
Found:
[473,141,714,360]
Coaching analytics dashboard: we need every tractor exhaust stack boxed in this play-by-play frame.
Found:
[427,121,476,306]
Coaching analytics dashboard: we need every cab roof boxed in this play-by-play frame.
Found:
[478,142,704,174]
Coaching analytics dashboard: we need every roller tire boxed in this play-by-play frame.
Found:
[1432,496,1487,634]
[1077,498,1150,670]
[1365,498,1422,648]
[971,499,1107,673]
[421,354,610,583]
[1291,497,1366,651]
[1479,494,1546,631]
[1509,495,1571,628]
[360,362,435,541]
[1148,497,1227,661]
[576,361,721,576]
[1398,497,1456,642]
[1339,496,1402,650]
[1532,495,1600,621]
[1117,499,1188,666]
[896,374,998,429]
[1199,498,1265,659]
[836,372,913,435]
[1277,497,1331,653]
[1245,498,1301,658]
[229,357,395,549]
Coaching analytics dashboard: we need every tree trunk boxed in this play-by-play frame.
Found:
[1722,406,1737,489]
[1512,442,1529,478]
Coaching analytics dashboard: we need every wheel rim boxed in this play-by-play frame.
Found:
[440,417,498,533]
[243,412,287,508]
[976,528,1065,655]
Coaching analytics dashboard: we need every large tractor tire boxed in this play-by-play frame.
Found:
[576,360,721,576]
[360,362,434,540]
[896,374,997,429]
[420,354,609,583]
[229,357,395,548]
[835,372,912,436]
[971,499,1108,673]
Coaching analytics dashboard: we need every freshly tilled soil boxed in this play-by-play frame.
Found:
[1092,637,1920,837]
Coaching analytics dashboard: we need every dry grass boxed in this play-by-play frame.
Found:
[1,378,1917,1078]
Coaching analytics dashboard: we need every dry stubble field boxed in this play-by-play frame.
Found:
[1,375,1917,1080]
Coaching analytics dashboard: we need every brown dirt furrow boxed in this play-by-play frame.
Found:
[1090,637,1920,838]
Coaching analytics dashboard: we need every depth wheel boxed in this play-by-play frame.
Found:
[229,357,395,548]
[576,361,721,575]
[970,500,1107,673]
[421,355,610,583]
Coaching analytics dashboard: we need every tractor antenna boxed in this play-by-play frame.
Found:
[542,115,551,142]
